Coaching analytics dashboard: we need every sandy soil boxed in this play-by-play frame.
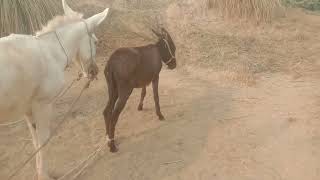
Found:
[1,0,320,180]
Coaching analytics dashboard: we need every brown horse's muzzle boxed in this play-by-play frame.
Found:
[167,59,177,70]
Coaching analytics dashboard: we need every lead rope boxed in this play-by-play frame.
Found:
[0,120,24,127]
[82,20,95,77]
[50,72,83,104]
[54,31,70,69]
[57,138,106,180]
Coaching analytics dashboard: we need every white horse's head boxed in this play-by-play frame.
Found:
[62,0,109,78]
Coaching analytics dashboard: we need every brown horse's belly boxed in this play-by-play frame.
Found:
[130,76,153,88]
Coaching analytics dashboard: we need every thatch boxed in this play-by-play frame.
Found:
[0,0,62,37]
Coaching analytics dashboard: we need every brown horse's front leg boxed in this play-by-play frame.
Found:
[138,87,146,111]
[152,75,165,120]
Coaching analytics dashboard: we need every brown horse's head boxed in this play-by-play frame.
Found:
[152,28,176,69]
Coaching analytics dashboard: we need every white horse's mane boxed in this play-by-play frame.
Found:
[36,13,83,36]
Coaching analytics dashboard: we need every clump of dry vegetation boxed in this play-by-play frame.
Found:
[0,0,62,37]
[165,0,320,86]
[208,0,285,22]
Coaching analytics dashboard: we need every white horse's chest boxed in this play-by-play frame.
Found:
[37,62,65,101]
[0,36,64,121]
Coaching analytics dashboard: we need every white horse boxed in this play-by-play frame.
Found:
[0,0,109,179]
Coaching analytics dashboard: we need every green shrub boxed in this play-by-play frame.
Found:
[283,0,320,11]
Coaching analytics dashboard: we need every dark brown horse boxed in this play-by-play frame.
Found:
[103,28,177,152]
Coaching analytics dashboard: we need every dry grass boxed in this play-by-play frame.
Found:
[0,0,62,37]
[208,0,285,22]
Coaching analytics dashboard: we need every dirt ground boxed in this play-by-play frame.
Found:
[1,0,320,180]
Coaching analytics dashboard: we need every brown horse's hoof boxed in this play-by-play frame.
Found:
[108,140,118,153]
[109,145,118,153]
[32,123,36,129]
[138,104,143,111]
[158,114,165,121]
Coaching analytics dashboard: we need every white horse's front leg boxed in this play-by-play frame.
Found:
[32,102,55,180]
[25,112,38,148]
[25,112,40,170]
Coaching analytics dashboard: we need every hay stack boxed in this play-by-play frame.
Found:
[208,0,284,22]
[0,0,62,37]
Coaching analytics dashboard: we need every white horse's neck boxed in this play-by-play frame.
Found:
[37,22,86,70]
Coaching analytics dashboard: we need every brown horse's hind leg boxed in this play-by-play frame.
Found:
[103,71,118,140]
[108,86,133,152]
[138,87,146,111]
[152,75,165,120]
[103,93,117,138]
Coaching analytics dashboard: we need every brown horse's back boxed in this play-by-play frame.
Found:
[105,45,162,88]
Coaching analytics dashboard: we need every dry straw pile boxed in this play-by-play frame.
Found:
[208,0,284,22]
[0,0,62,37]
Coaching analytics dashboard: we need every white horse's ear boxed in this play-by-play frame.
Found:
[62,0,76,15]
[85,8,109,32]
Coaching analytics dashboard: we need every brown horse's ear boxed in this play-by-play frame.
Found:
[152,29,162,38]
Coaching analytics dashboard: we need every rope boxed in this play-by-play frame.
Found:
[54,31,70,69]
[58,140,107,180]
[51,74,82,103]
[0,120,24,127]
[7,79,93,180]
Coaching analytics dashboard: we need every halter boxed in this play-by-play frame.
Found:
[54,31,70,69]
[82,20,95,67]
[162,38,175,65]
[53,20,95,70]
